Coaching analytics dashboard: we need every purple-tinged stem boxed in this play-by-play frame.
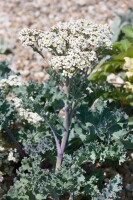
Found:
[55,102,70,170]
[61,103,70,153]
[55,151,63,170]
[55,77,71,170]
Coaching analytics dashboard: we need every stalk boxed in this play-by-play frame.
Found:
[60,102,70,153]
[55,102,70,170]
[55,77,71,170]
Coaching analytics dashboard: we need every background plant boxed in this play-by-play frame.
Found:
[89,15,133,105]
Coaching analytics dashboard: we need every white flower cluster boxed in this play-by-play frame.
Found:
[19,108,43,124]
[18,28,42,46]
[51,50,97,77]
[0,75,22,88]
[7,96,43,124]
[8,148,17,162]
[38,20,112,54]
[19,19,112,77]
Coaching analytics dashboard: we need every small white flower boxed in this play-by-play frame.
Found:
[29,96,34,101]
[8,150,16,162]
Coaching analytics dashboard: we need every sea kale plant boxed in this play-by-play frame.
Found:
[0,19,131,200]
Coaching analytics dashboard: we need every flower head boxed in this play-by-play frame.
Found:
[18,28,42,46]
[19,19,112,77]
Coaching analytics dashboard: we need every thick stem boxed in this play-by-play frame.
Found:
[55,152,63,170]
[61,103,70,153]
[55,76,78,172]
[55,77,71,170]
[56,102,70,170]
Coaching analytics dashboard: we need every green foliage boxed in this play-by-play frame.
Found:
[0,62,130,199]
[89,21,133,105]
[0,61,20,198]
[5,151,122,200]
[110,7,133,42]
[95,174,122,200]
[68,99,128,165]
[5,156,99,200]
[0,61,11,78]
[2,81,130,199]
[92,7,133,84]
[121,24,133,39]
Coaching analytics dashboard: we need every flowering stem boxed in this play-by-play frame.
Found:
[55,102,70,170]
[32,46,45,60]
[60,102,70,153]
[56,77,71,170]
[32,44,50,67]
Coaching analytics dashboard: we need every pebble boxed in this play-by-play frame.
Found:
[0,0,133,81]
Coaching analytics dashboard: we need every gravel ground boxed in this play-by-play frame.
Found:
[0,0,133,199]
[0,0,133,81]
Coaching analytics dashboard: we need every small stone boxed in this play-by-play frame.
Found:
[34,72,45,78]
[74,0,87,6]
[19,70,30,76]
